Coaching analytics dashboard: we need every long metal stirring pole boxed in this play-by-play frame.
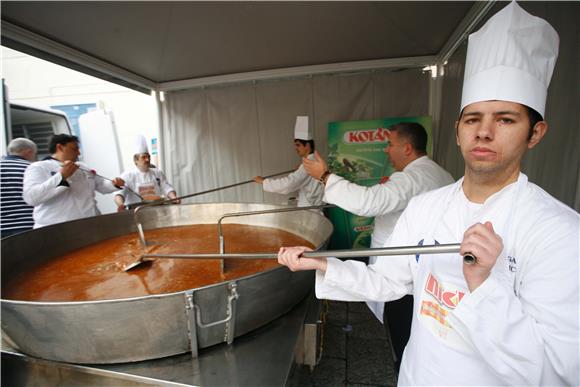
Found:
[136,169,296,208]
[77,167,144,200]
[141,243,477,264]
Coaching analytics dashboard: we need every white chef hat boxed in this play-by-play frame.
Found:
[133,134,149,155]
[294,116,312,141]
[460,1,559,118]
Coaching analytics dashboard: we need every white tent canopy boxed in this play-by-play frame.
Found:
[2,1,578,210]
[1,2,483,90]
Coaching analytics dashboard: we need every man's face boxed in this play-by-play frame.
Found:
[384,131,406,171]
[456,100,544,178]
[294,141,309,158]
[135,153,151,171]
[59,141,80,162]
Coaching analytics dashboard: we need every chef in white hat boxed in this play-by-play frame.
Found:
[253,116,324,208]
[114,135,179,210]
[302,120,454,372]
[277,2,578,385]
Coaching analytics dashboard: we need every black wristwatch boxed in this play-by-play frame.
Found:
[319,170,331,185]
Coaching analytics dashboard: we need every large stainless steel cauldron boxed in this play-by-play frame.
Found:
[1,203,333,364]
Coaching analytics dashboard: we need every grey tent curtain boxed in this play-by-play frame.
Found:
[160,69,430,205]
[160,1,578,211]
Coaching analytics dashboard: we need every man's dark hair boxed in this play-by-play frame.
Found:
[526,106,543,140]
[295,139,315,153]
[49,134,79,154]
[390,122,428,154]
[457,105,543,141]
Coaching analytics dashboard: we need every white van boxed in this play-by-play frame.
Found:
[3,103,73,159]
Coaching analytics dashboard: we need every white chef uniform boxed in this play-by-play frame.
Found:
[263,154,324,207]
[117,167,176,206]
[23,159,119,228]
[311,1,578,385]
[324,155,454,320]
[262,116,324,207]
[316,175,579,385]
[117,134,176,206]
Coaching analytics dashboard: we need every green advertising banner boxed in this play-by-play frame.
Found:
[326,116,432,250]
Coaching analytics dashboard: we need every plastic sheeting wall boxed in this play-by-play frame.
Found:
[160,69,430,205]
[436,2,579,211]
[160,3,578,211]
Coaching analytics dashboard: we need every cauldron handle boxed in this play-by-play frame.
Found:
[132,169,295,246]
[217,204,335,254]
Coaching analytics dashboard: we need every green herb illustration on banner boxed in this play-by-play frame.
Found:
[326,116,432,250]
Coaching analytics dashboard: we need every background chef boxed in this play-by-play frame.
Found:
[115,135,179,210]
[23,134,124,228]
[303,121,454,372]
[254,116,324,208]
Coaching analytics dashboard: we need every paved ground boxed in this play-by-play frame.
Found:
[287,300,397,387]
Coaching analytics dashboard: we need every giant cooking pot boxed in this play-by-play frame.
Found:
[1,202,333,364]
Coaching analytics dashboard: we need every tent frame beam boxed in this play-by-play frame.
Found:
[1,21,156,94]
[436,1,496,65]
[2,2,495,94]
[156,56,436,92]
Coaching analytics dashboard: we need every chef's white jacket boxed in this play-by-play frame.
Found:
[23,159,119,228]
[324,155,454,319]
[116,167,175,205]
[315,174,579,386]
[325,156,454,246]
[262,153,324,207]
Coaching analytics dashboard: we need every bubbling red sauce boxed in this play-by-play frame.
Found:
[2,224,313,302]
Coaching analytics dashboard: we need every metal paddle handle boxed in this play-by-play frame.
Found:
[131,169,296,209]
[76,166,144,200]
[141,243,477,263]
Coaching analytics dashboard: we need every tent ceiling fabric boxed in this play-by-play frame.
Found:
[1,1,474,88]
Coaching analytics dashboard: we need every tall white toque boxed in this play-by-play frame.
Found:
[133,134,149,155]
[294,116,312,141]
[460,1,559,117]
